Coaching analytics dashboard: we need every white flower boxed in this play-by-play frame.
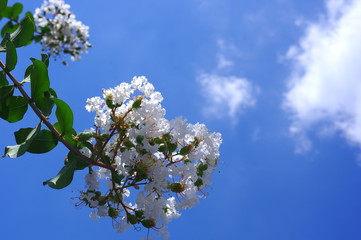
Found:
[33,0,92,62]
[75,76,222,239]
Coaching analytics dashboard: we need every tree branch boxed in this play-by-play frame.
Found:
[0,60,114,170]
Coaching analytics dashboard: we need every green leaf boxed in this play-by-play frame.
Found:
[1,21,17,38]
[3,121,41,158]
[0,32,9,52]
[136,135,144,145]
[25,11,34,22]
[30,58,49,101]
[194,178,203,189]
[132,98,142,109]
[15,128,58,153]
[0,71,8,86]
[179,145,192,156]
[0,0,8,12]
[41,53,50,67]
[124,139,135,148]
[167,142,177,153]
[24,63,32,77]
[5,40,16,71]
[11,3,22,19]
[0,6,12,18]
[35,97,54,116]
[4,96,27,123]
[77,132,93,142]
[43,157,77,189]
[66,151,89,170]
[53,122,77,147]
[30,58,53,115]
[111,170,124,185]
[158,144,166,152]
[10,16,35,48]
[51,98,74,135]
[0,85,13,99]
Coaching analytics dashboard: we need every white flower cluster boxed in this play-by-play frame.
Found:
[77,76,222,239]
[33,0,91,62]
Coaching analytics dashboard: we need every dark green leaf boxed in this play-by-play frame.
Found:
[77,132,93,142]
[124,139,135,148]
[132,98,142,109]
[194,178,203,189]
[53,122,77,147]
[15,128,58,153]
[30,58,52,115]
[179,145,192,156]
[0,85,13,99]
[27,130,57,153]
[49,88,57,98]
[0,6,12,18]
[51,98,74,135]
[25,11,34,22]
[36,97,54,116]
[30,58,49,101]
[5,40,16,71]
[0,71,8,86]
[136,135,144,145]
[0,0,8,12]
[5,96,27,122]
[43,157,77,189]
[3,121,41,158]
[0,32,9,52]
[41,53,50,67]
[167,142,177,153]
[1,21,17,38]
[10,3,22,20]
[111,170,124,185]
[66,151,89,170]
[158,144,166,152]
[154,137,163,144]
[10,16,35,47]
[197,163,208,172]
[23,64,32,80]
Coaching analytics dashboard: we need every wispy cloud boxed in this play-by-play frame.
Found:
[198,74,257,123]
[197,39,258,124]
[284,0,361,151]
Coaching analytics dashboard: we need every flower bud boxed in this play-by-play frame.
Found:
[141,219,156,229]
[108,207,119,218]
[194,178,203,189]
[106,99,115,109]
[169,182,186,193]
[127,214,138,225]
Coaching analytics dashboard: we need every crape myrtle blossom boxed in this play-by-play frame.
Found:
[33,0,91,62]
[75,76,222,239]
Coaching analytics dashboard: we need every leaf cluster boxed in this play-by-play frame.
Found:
[0,0,82,190]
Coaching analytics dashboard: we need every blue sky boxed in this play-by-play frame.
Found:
[2,0,361,239]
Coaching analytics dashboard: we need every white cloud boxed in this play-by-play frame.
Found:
[197,39,258,123]
[215,39,239,70]
[198,74,258,124]
[217,53,234,69]
[284,0,361,151]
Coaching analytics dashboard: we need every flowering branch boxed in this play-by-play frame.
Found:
[0,0,222,239]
